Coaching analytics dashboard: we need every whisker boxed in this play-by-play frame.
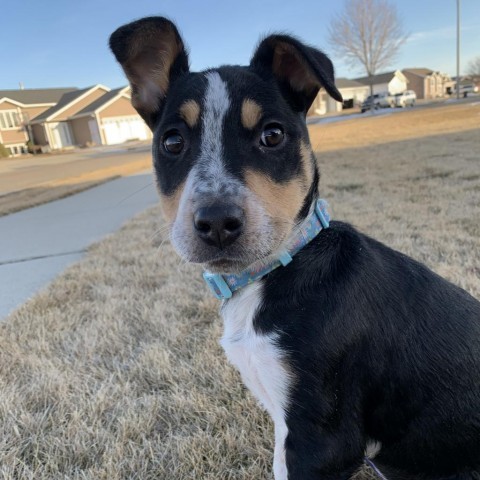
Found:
[116,181,154,205]
[150,224,171,241]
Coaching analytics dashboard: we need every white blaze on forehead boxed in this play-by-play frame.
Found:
[201,71,230,158]
[171,71,235,255]
[197,71,231,192]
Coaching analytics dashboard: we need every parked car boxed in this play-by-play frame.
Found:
[377,92,396,108]
[394,90,417,107]
[360,93,394,112]
[361,94,380,112]
[459,83,479,97]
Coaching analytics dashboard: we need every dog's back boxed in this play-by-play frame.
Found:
[264,222,480,478]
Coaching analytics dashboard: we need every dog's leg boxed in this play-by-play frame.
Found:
[273,419,289,480]
[284,421,364,480]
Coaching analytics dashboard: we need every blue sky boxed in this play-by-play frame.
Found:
[1,0,479,90]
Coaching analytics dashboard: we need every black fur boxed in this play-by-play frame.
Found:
[109,17,190,128]
[152,64,317,212]
[258,223,480,479]
[251,34,343,110]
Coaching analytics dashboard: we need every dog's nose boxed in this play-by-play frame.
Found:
[193,205,245,249]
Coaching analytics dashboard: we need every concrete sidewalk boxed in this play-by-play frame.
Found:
[0,172,158,319]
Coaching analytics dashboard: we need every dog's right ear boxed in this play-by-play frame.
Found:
[109,17,189,129]
[250,35,342,113]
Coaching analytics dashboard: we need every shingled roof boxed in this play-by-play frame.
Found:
[0,88,77,105]
[30,85,110,123]
[354,71,402,85]
[335,78,367,89]
[403,68,434,77]
[31,87,93,122]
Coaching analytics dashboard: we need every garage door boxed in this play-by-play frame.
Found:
[102,116,149,145]
[50,122,74,149]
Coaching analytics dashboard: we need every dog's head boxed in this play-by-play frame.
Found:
[110,17,342,273]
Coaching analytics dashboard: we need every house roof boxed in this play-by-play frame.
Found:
[335,78,367,89]
[73,87,129,117]
[354,70,401,85]
[403,68,434,77]
[31,85,109,123]
[31,87,93,122]
[0,88,77,105]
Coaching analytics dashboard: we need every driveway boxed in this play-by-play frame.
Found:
[0,172,158,319]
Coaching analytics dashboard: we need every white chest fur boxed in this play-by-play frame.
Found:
[220,282,290,418]
[220,282,290,479]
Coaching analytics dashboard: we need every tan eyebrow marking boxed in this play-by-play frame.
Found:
[300,140,314,189]
[179,99,200,128]
[241,99,262,130]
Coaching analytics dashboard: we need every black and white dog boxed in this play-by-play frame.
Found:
[110,17,480,479]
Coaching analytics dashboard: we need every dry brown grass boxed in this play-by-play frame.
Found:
[1,103,479,479]
[309,102,480,152]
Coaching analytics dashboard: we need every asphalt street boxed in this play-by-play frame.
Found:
[0,142,151,195]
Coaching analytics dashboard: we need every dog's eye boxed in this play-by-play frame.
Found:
[163,130,184,154]
[260,124,284,148]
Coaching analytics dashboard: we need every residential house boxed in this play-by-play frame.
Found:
[354,70,408,95]
[68,87,151,146]
[29,84,152,150]
[402,69,453,99]
[30,85,111,149]
[308,78,369,116]
[0,87,76,156]
[0,85,152,156]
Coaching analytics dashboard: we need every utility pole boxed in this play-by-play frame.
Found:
[456,0,460,99]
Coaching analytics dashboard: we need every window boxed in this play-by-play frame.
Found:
[6,144,27,156]
[0,110,21,129]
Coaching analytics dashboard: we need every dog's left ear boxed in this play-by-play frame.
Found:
[109,17,189,129]
[251,35,343,112]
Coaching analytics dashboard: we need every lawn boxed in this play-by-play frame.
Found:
[0,102,479,479]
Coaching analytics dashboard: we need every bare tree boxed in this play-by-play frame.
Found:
[328,0,408,109]
[466,56,480,83]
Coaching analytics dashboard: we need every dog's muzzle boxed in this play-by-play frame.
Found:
[193,204,245,250]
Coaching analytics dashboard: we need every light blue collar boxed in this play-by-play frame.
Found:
[203,199,330,300]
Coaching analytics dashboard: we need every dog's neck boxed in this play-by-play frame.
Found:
[203,198,330,300]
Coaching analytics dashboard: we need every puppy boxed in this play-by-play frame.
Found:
[110,17,480,479]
